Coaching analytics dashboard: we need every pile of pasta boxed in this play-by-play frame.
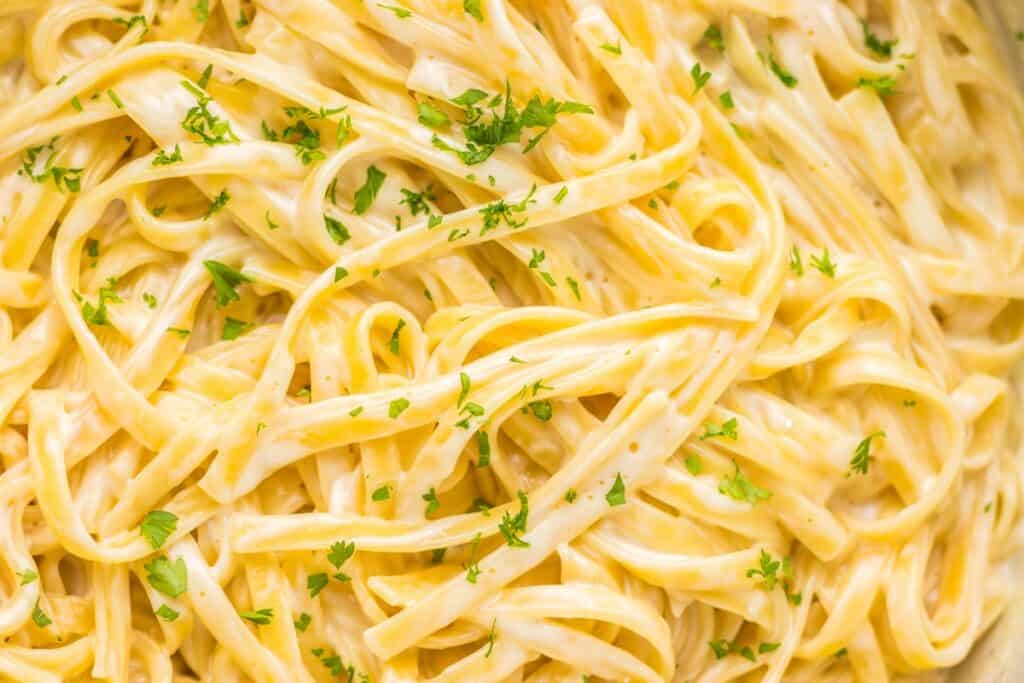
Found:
[1,0,1022,681]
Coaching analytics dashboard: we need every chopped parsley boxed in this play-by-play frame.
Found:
[849,430,885,476]
[202,260,251,307]
[354,165,386,214]
[600,41,622,55]
[239,608,273,625]
[71,96,82,112]
[464,533,482,582]
[684,454,702,475]
[307,573,328,598]
[20,140,83,193]
[80,277,123,326]
[857,75,897,97]
[767,52,798,87]
[809,247,836,278]
[144,556,188,597]
[155,604,179,622]
[192,0,209,23]
[197,64,213,90]
[17,569,38,585]
[861,20,897,58]
[719,462,772,505]
[458,372,471,406]
[324,215,351,246]
[294,612,311,631]
[719,91,735,109]
[747,548,783,590]
[710,639,754,662]
[107,89,124,109]
[553,186,568,204]
[564,488,577,503]
[113,14,148,33]
[528,399,552,421]
[703,25,725,52]
[422,487,441,515]
[32,602,52,628]
[476,431,490,467]
[372,485,391,501]
[566,276,581,301]
[203,189,230,219]
[334,266,348,282]
[389,397,410,418]
[222,317,252,341]
[328,540,355,581]
[699,417,738,440]
[153,144,183,166]
[431,83,592,164]
[389,319,406,354]
[789,245,803,276]
[140,510,178,549]
[480,184,536,234]
[691,62,711,92]
[378,3,411,17]
[418,102,450,129]
[180,81,239,145]
[167,327,190,338]
[605,473,626,506]
[498,491,530,547]
[463,0,484,21]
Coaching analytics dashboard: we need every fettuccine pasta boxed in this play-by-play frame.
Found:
[1,0,1022,681]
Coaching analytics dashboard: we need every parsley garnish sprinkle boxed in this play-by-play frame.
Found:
[140,510,178,549]
[203,260,251,308]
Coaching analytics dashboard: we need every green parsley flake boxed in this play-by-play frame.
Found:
[192,0,209,22]
[222,317,252,341]
[354,165,386,214]
[144,556,188,597]
[476,431,490,467]
[418,102,450,129]
[605,473,626,506]
[422,487,441,515]
[703,25,725,52]
[463,0,484,21]
[153,144,183,166]
[32,602,52,628]
[239,608,273,625]
[691,62,711,92]
[140,510,178,549]
[700,417,738,440]
[155,604,179,622]
[324,215,351,245]
[378,3,411,18]
[498,491,530,547]
[307,573,328,598]
[389,319,406,354]
[849,430,885,476]
[809,247,837,278]
[861,20,897,58]
[203,260,251,308]
[389,397,410,418]
[372,485,391,501]
[718,462,772,505]
[789,245,804,276]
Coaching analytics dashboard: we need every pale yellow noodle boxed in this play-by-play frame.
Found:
[0,0,1021,682]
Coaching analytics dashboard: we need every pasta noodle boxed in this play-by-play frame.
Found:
[0,0,1022,680]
